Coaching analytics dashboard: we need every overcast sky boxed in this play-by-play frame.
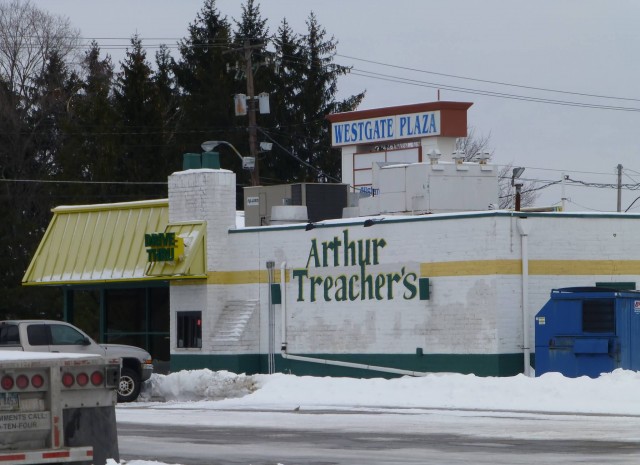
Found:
[30,0,640,212]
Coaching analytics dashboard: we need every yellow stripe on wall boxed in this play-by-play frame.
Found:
[422,259,640,277]
[421,260,522,277]
[173,260,640,286]
[206,270,267,284]
[205,269,292,285]
[529,260,640,276]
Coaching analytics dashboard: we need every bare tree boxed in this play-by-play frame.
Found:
[456,128,538,209]
[456,127,493,161]
[0,1,81,318]
[0,0,80,102]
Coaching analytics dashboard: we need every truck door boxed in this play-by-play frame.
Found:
[25,323,50,347]
[47,322,105,356]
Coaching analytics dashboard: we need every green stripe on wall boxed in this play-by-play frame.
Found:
[170,353,524,377]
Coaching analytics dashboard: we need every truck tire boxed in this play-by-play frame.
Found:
[117,367,141,403]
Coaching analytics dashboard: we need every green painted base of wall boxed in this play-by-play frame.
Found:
[170,353,525,377]
[171,354,261,374]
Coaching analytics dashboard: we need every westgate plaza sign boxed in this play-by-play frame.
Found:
[327,101,472,147]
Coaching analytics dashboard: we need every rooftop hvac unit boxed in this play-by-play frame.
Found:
[243,183,349,227]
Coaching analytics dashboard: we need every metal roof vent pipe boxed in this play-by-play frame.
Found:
[427,148,441,165]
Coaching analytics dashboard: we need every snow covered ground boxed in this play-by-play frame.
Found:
[129,368,640,415]
[111,368,640,465]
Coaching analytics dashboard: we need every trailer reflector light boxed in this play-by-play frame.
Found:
[1,375,13,390]
[16,374,29,389]
[31,374,44,388]
[61,372,75,388]
[76,372,89,387]
[91,370,104,386]
[42,451,70,459]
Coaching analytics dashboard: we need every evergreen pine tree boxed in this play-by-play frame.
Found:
[64,42,120,202]
[266,18,306,183]
[153,44,181,174]
[113,35,168,199]
[270,13,365,183]
[298,13,364,181]
[173,0,237,176]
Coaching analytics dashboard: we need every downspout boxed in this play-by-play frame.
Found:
[267,261,275,374]
[517,217,532,376]
[279,261,430,377]
[280,261,287,354]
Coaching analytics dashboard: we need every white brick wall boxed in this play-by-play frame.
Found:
[168,169,640,360]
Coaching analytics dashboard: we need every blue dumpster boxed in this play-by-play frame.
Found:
[535,287,640,377]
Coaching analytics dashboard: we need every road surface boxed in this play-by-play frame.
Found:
[116,407,640,464]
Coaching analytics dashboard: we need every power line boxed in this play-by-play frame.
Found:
[347,69,640,112]
[566,200,608,212]
[336,54,640,103]
[0,179,166,185]
[26,34,640,112]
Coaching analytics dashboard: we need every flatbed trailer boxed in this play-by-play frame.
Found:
[0,352,120,465]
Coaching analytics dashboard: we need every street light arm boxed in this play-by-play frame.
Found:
[201,140,244,163]
[218,141,244,163]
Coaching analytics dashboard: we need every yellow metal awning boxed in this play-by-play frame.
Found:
[23,199,206,286]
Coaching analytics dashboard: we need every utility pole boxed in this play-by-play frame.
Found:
[225,40,265,186]
[244,40,260,187]
[617,164,623,212]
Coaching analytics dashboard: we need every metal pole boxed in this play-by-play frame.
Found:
[561,173,567,211]
[617,164,623,212]
[515,184,522,212]
[245,40,260,186]
[517,218,531,377]
[266,260,275,374]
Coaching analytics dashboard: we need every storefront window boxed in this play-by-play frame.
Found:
[177,311,202,348]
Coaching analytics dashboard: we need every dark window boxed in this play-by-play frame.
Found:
[0,325,19,345]
[50,324,87,345]
[105,288,145,334]
[27,325,49,346]
[177,311,202,348]
[582,299,615,333]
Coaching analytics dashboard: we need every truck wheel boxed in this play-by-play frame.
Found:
[117,368,141,403]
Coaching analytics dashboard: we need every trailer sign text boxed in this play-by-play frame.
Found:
[0,411,49,431]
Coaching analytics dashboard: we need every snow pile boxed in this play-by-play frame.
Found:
[137,368,640,415]
[107,460,180,465]
[140,369,257,402]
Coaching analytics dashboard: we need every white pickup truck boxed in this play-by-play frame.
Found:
[0,320,153,402]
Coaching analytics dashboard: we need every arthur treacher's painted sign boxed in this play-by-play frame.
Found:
[331,111,440,147]
[292,229,418,302]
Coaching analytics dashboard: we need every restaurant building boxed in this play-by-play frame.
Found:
[23,101,640,377]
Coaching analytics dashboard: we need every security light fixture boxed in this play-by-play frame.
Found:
[259,141,273,151]
[511,167,525,186]
[511,167,525,212]
[201,140,255,171]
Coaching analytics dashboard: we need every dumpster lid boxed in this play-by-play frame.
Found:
[551,287,640,297]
